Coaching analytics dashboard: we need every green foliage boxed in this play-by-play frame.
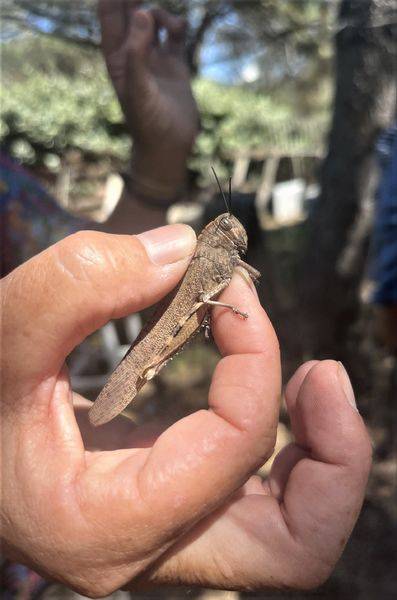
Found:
[1,34,329,176]
[194,78,326,151]
[1,36,129,163]
[191,78,328,180]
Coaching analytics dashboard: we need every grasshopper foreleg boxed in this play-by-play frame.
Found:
[235,259,261,282]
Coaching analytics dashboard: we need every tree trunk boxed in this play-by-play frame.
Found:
[300,0,397,360]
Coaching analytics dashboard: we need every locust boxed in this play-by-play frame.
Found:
[89,170,260,426]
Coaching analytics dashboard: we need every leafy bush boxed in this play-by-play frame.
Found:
[1,35,329,176]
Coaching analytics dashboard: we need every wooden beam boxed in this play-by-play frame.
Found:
[232,154,250,189]
[256,156,280,213]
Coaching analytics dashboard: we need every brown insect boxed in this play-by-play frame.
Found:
[89,170,260,426]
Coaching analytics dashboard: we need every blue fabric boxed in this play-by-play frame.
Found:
[0,153,89,276]
[372,125,397,306]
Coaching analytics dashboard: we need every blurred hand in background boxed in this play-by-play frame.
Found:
[99,0,199,200]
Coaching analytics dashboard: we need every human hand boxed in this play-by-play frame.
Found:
[99,0,199,198]
[1,226,371,596]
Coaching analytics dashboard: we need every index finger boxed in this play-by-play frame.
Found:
[123,271,281,536]
[98,0,142,54]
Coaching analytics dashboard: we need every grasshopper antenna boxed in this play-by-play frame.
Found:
[211,166,231,215]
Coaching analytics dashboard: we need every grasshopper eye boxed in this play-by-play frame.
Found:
[220,217,232,231]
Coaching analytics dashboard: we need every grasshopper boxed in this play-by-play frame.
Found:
[89,170,260,426]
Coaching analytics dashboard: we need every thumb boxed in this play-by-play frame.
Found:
[2,225,196,396]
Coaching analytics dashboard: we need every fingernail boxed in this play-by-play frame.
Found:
[337,362,358,412]
[137,224,196,266]
[235,266,259,298]
[134,10,150,30]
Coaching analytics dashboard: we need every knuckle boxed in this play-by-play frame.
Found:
[60,229,101,253]
[54,230,110,284]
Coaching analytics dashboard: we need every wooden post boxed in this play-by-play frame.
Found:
[232,153,250,189]
[56,164,72,210]
[256,156,280,213]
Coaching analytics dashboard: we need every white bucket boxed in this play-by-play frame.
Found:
[273,179,305,224]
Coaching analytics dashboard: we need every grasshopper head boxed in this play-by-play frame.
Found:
[210,212,248,255]
[208,169,247,255]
